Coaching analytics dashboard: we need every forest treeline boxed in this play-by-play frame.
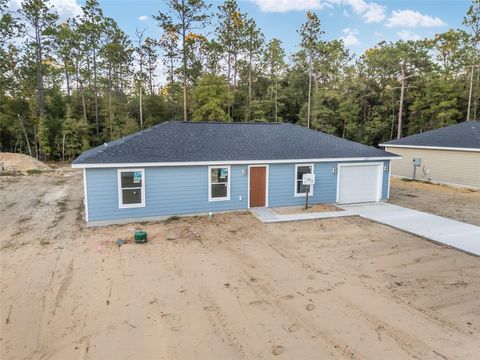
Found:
[0,0,479,161]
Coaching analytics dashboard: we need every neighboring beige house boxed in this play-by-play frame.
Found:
[380,121,480,189]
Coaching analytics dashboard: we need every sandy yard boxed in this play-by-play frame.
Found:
[389,178,480,226]
[1,170,480,360]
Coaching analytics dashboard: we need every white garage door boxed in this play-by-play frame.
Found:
[337,163,383,204]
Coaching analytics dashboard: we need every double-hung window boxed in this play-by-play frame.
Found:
[118,169,145,208]
[208,166,230,201]
[295,164,314,196]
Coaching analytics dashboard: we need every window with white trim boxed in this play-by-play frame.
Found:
[209,166,230,201]
[118,169,145,208]
[295,164,313,196]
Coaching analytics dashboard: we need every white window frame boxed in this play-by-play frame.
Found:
[208,165,231,202]
[117,168,145,209]
[294,163,314,197]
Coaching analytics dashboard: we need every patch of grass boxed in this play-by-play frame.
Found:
[0,171,23,177]
[75,202,84,224]
[165,216,180,223]
[32,198,44,207]
[17,215,32,224]
[26,169,44,175]
[56,198,68,212]
[54,177,68,185]
[26,169,54,175]
[47,197,69,229]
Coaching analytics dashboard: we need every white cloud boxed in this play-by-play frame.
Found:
[361,3,386,23]
[138,15,149,21]
[252,0,387,24]
[8,0,82,19]
[386,10,445,28]
[397,30,422,41]
[251,0,325,12]
[329,0,386,23]
[341,28,360,46]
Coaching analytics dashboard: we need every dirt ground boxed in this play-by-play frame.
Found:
[0,152,51,173]
[389,178,480,226]
[1,170,480,360]
[272,204,342,214]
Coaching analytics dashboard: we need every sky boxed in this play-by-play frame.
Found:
[7,0,473,58]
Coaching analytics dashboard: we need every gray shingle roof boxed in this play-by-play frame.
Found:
[382,121,480,150]
[73,122,397,165]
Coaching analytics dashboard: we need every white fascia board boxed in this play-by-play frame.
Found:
[380,144,480,152]
[71,156,400,169]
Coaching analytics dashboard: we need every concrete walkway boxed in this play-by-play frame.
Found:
[250,207,355,223]
[341,203,480,256]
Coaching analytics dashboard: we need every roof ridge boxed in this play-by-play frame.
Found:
[175,121,287,125]
[77,121,171,163]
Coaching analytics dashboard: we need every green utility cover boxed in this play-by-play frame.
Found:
[134,230,148,243]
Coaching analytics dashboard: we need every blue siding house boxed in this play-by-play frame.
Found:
[72,122,398,225]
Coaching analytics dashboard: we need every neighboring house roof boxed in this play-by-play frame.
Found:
[72,121,398,167]
[380,121,480,152]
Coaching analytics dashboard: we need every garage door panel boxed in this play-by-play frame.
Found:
[338,164,382,204]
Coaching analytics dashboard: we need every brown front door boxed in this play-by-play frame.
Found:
[250,166,267,207]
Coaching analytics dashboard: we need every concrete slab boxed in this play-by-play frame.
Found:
[341,203,480,256]
[250,207,355,223]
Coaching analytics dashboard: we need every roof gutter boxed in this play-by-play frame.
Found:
[71,156,401,169]
[380,144,480,152]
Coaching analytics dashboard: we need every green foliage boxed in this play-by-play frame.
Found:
[0,0,478,160]
[191,74,232,121]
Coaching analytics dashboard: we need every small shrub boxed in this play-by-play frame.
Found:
[165,216,180,223]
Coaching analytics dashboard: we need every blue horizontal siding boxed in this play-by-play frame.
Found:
[86,165,248,222]
[85,160,391,222]
[268,163,337,207]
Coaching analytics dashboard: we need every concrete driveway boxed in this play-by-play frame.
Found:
[341,203,480,256]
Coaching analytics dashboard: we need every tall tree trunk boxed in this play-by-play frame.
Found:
[248,52,252,121]
[169,56,175,120]
[274,77,278,123]
[467,64,475,121]
[474,67,479,120]
[108,67,113,139]
[232,52,238,119]
[34,19,45,117]
[74,56,88,124]
[64,59,71,98]
[139,82,143,129]
[397,66,405,139]
[62,132,65,161]
[74,56,80,97]
[227,52,231,118]
[93,48,99,134]
[467,38,478,121]
[149,69,154,95]
[80,80,88,125]
[182,23,188,121]
[33,124,39,159]
[307,70,312,129]
[16,114,32,157]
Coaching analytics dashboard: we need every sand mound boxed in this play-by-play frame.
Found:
[0,152,50,172]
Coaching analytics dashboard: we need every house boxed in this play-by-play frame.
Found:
[380,121,480,189]
[72,122,398,225]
